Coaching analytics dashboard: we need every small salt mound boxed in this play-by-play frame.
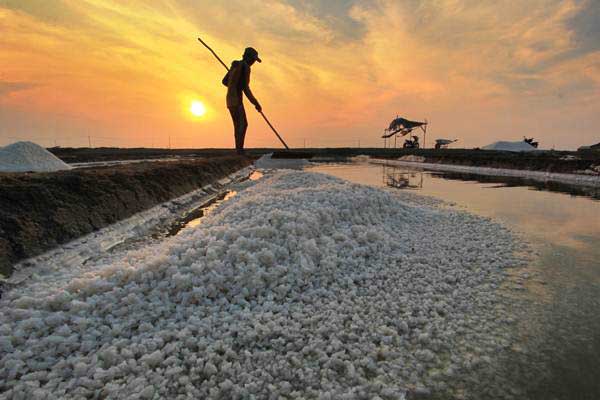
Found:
[254,153,309,169]
[399,155,426,162]
[0,141,72,172]
[350,155,371,163]
[482,140,537,152]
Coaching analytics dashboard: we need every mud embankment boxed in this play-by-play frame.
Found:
[48,147,243,163]
[0,156,252,275]
[49,147,600,175]
[407,150,599,174]
[364,149,599,174]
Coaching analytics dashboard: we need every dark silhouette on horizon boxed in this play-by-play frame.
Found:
[222,47,262,154]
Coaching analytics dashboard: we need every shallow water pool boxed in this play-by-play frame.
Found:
[307,161,600,399]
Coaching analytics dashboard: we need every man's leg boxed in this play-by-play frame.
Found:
[228,106,238,151]
[229,105,248,154]
[236,106,248,154]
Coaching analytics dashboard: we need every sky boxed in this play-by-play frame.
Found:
[1,0,599,150]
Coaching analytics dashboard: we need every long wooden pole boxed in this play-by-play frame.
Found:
[197,37,290,150]
[197,38,229,70]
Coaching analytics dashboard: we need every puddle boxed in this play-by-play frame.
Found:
[169,190,238,235]
[165,170,263,236]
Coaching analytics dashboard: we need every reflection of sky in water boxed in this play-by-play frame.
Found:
[249,171,264,181]
[173,171,263,234]
[182,191,238,230]
[308,163,600,252]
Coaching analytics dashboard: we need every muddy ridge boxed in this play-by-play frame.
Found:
[309,148,600,174]
[0,156,252,275]
[48,147,600,175]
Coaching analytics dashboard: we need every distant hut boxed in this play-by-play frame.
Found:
[434,139,458,149]
[382,116,428,149]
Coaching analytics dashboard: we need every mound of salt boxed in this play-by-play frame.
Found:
[0,141,72,172]
[0,171,523,398]
[254,153,309,169]
[350,155,371,163]
[482,140,537,152]
[399,155,426,162]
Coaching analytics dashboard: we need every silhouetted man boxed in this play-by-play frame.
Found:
[222,47,262,155]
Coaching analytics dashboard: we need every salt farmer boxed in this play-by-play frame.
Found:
[222,47,262,155]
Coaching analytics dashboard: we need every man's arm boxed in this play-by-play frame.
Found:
[221,70,230,87]
[242,65,262,112]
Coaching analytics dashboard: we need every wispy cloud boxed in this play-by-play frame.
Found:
[0,81,37,97]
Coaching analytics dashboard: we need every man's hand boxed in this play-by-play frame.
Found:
[255,103,262,113]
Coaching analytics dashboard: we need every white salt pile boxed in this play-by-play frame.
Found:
[0,141,72,173]
[0,171,522,399]
[254,153,309,169]
[349,155,371,163]
[398,155,426,162]
[482,141,537,152]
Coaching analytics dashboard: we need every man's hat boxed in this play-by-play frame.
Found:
[243,47,261,63]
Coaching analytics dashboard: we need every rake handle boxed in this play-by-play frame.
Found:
[259,111,289,149]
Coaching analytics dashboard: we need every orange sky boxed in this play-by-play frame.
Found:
[1,0,599,149]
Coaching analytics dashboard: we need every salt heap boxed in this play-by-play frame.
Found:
[482,140,537,152]
[254,153,309,169]
[349,155,371,163]
[399,155,426,162]
[0,141,72,173]
[0,171,522,399]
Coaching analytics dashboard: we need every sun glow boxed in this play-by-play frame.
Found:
[190,100,206,117]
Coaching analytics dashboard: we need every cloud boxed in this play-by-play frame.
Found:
[283,0,365,40]
[0,0,84,26]
[0,81,37,97]
[567,0,600,55]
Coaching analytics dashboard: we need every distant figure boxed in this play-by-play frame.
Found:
[222,47,262,155]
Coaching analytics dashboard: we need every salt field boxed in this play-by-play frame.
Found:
[1,162,598,399]
[3,1,599,398]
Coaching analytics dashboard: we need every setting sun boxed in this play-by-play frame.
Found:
[190,100,206,117]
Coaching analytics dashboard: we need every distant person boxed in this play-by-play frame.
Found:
[222,47,262,155]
